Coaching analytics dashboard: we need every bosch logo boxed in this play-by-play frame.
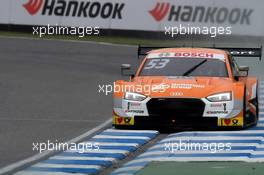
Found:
[149,2,170,22]
[23,0,44,15]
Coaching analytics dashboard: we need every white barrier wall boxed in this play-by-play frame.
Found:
[1,0,264,36]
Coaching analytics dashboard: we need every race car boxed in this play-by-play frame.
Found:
[113,46,262,129]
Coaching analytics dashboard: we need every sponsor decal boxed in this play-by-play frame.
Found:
[151,83,170,91]
[207,111,228,114]
[147,52,224,60]
[23,0,125,19]
[175,52,214,58]
[209,103,227,111]
[229,50,259,57]
[206,103,228,114]
[217,115,243,127]
[151,82,203,91]
[149,2,253,25]
[210,103,223,108]
[171,83,205,89]
[113,116,134,125]
[125,110,144,114]
[158,52,171,57]
[129,102,141,107]
[174,52,225,59]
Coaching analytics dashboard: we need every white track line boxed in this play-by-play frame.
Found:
[85,142,138,147]
[138,150,264,158]
[149,142,264,150]
[161,136,264,143]
[0,119,111,174]
[169,130,264,136]
[126,156,264,165]
[32,163,101,169]
[15,171,87,175]
[260,112,264,115]
[50,156,116,162]
[93,135,150,140]
[66,149,129,154]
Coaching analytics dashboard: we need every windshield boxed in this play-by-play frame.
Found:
[140,57,228,77]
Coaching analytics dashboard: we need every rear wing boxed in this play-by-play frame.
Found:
[138,45,262,60]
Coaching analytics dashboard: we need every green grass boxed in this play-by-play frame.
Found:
[136,162,264,175]
[0,31,183,46]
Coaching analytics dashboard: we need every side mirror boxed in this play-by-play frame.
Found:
[121,64,135,77]
[238,66,249,77]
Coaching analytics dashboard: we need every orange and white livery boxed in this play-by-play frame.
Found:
[113,47,261,129]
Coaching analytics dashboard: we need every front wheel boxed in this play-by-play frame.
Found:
[244,83,259,128]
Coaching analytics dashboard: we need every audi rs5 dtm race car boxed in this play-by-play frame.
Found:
[113,46,262,129]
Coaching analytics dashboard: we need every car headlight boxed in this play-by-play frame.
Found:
[206,92,232,102]
[124,92,146,101]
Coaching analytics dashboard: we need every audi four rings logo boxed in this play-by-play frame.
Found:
[23,0,43,15]
[149,2,170,22]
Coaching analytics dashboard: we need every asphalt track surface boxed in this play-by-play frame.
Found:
[0,36,264,173]
[0,37,138,168]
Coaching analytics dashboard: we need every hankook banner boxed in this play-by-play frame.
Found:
[0,0,263,36]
